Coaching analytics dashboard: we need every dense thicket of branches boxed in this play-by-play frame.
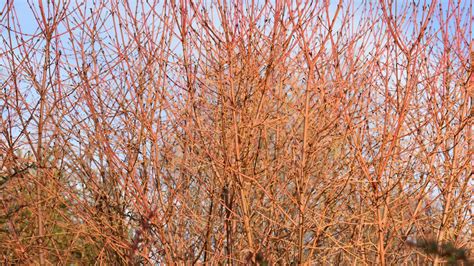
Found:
[0,0,472,264]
